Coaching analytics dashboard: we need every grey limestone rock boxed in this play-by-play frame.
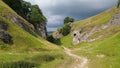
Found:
[0,21,13,44]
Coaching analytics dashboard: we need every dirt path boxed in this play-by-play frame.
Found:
[63,47,88,68]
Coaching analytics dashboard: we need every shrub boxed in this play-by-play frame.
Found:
[59,24,71,36]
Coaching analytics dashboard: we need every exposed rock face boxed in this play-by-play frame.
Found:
[72,30,80,45]
[72,10,120,45]
[72,26,103,45]
[52,30,63,40]
[3,14,47,39]
[0,21,13,44]
[4,14,34,33]
[39,23,47,39]
[108,10,120,27]
[34,22,47,39]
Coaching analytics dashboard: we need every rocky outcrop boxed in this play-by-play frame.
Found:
[2,14,47,39]
[0,21,13,44]
[72,10,120,45]
[34,22,47,39]
[3,14,34,33]
[39,22,47,39]
[72,30,80,45]
[52,30,63,40]
[72,26,103,45]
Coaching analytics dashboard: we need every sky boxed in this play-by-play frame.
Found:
[25,0,117,32]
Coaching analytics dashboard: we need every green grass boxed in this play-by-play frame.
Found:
[0,17,67,67]
[0,50,66,68]
[1,0,120,67]
[60,34,73,48]
[72,7,118,29]
[72,31,120,68]
[0,16,55,52]
[60,7,120,68]
[0,0,15,14]
[61,7,119,48]
[0,0,59,52]
[0,0,74,68]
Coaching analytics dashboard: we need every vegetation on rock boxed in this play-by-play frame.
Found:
[3,0,47,39]
[64,17,74,24]
[117,0,120,8]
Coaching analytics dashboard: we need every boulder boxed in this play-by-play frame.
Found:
[0,21,13,44]
[34,22,47,39]
[0,30,13,44]
[72,30,80,45]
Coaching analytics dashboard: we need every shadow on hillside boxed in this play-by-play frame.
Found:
[47,35,62,45]
[0,54,62,68]
[0,61,37,68]
[54,39,62,45]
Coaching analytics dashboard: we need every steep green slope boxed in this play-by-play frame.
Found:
[61,7,119,47]
[73,30,120,68]
[60,7,120,68]
[0,0,69,68]
[0,0,58,52]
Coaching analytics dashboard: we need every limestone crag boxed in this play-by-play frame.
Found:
[72,10,120,45]
[4,14,34,33]
[3,14,47,39]
[52,30,63,40]
[0,21,13,44]
[34,22,47,39]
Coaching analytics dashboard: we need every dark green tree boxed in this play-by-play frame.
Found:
[28,5,47,25]
[64,17,74,24]
[21,1,31,19]
[59,24,71,36]
[117,0,120,8]
[3,0,23,14]
[3,0,31,19]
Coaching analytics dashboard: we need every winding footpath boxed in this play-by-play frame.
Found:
[63,47,88,68]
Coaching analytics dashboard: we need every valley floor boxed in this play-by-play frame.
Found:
[63,46,88,68]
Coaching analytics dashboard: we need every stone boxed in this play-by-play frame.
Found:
[0,21,13,44]
[72,30,80,45]
[0,22,8,30]
[34,22,47,39]
[0,30,13,44]
[72,10,120,45]
[52,30,63,40]
[4,14,47,39]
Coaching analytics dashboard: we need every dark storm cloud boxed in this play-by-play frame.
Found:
[25,0,117,31]
[46,0,117,19]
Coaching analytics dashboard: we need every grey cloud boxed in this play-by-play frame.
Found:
[45,0,117,19]
[25,0,118,31]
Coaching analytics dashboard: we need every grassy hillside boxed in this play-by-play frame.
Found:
[0,0,59,52]
[60,7,120,68]
[72,30,120,68]
[1,0,120,67]
[0,0,71,68]
[61,7,119,48]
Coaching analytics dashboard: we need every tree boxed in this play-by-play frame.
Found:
[3,0,47,24]
[3,0,47,39]
[64,17,74,24]
[28,5,47,25]
[3,0,23,14]
[117,0,120,8]
[3,0,31,19]
[59,24,71,36]
[21,1,31,19]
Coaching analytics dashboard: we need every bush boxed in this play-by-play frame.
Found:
[59,24,71,36]
[47,34,61,45]
[64,17,74,24]
[47,34,55,43]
